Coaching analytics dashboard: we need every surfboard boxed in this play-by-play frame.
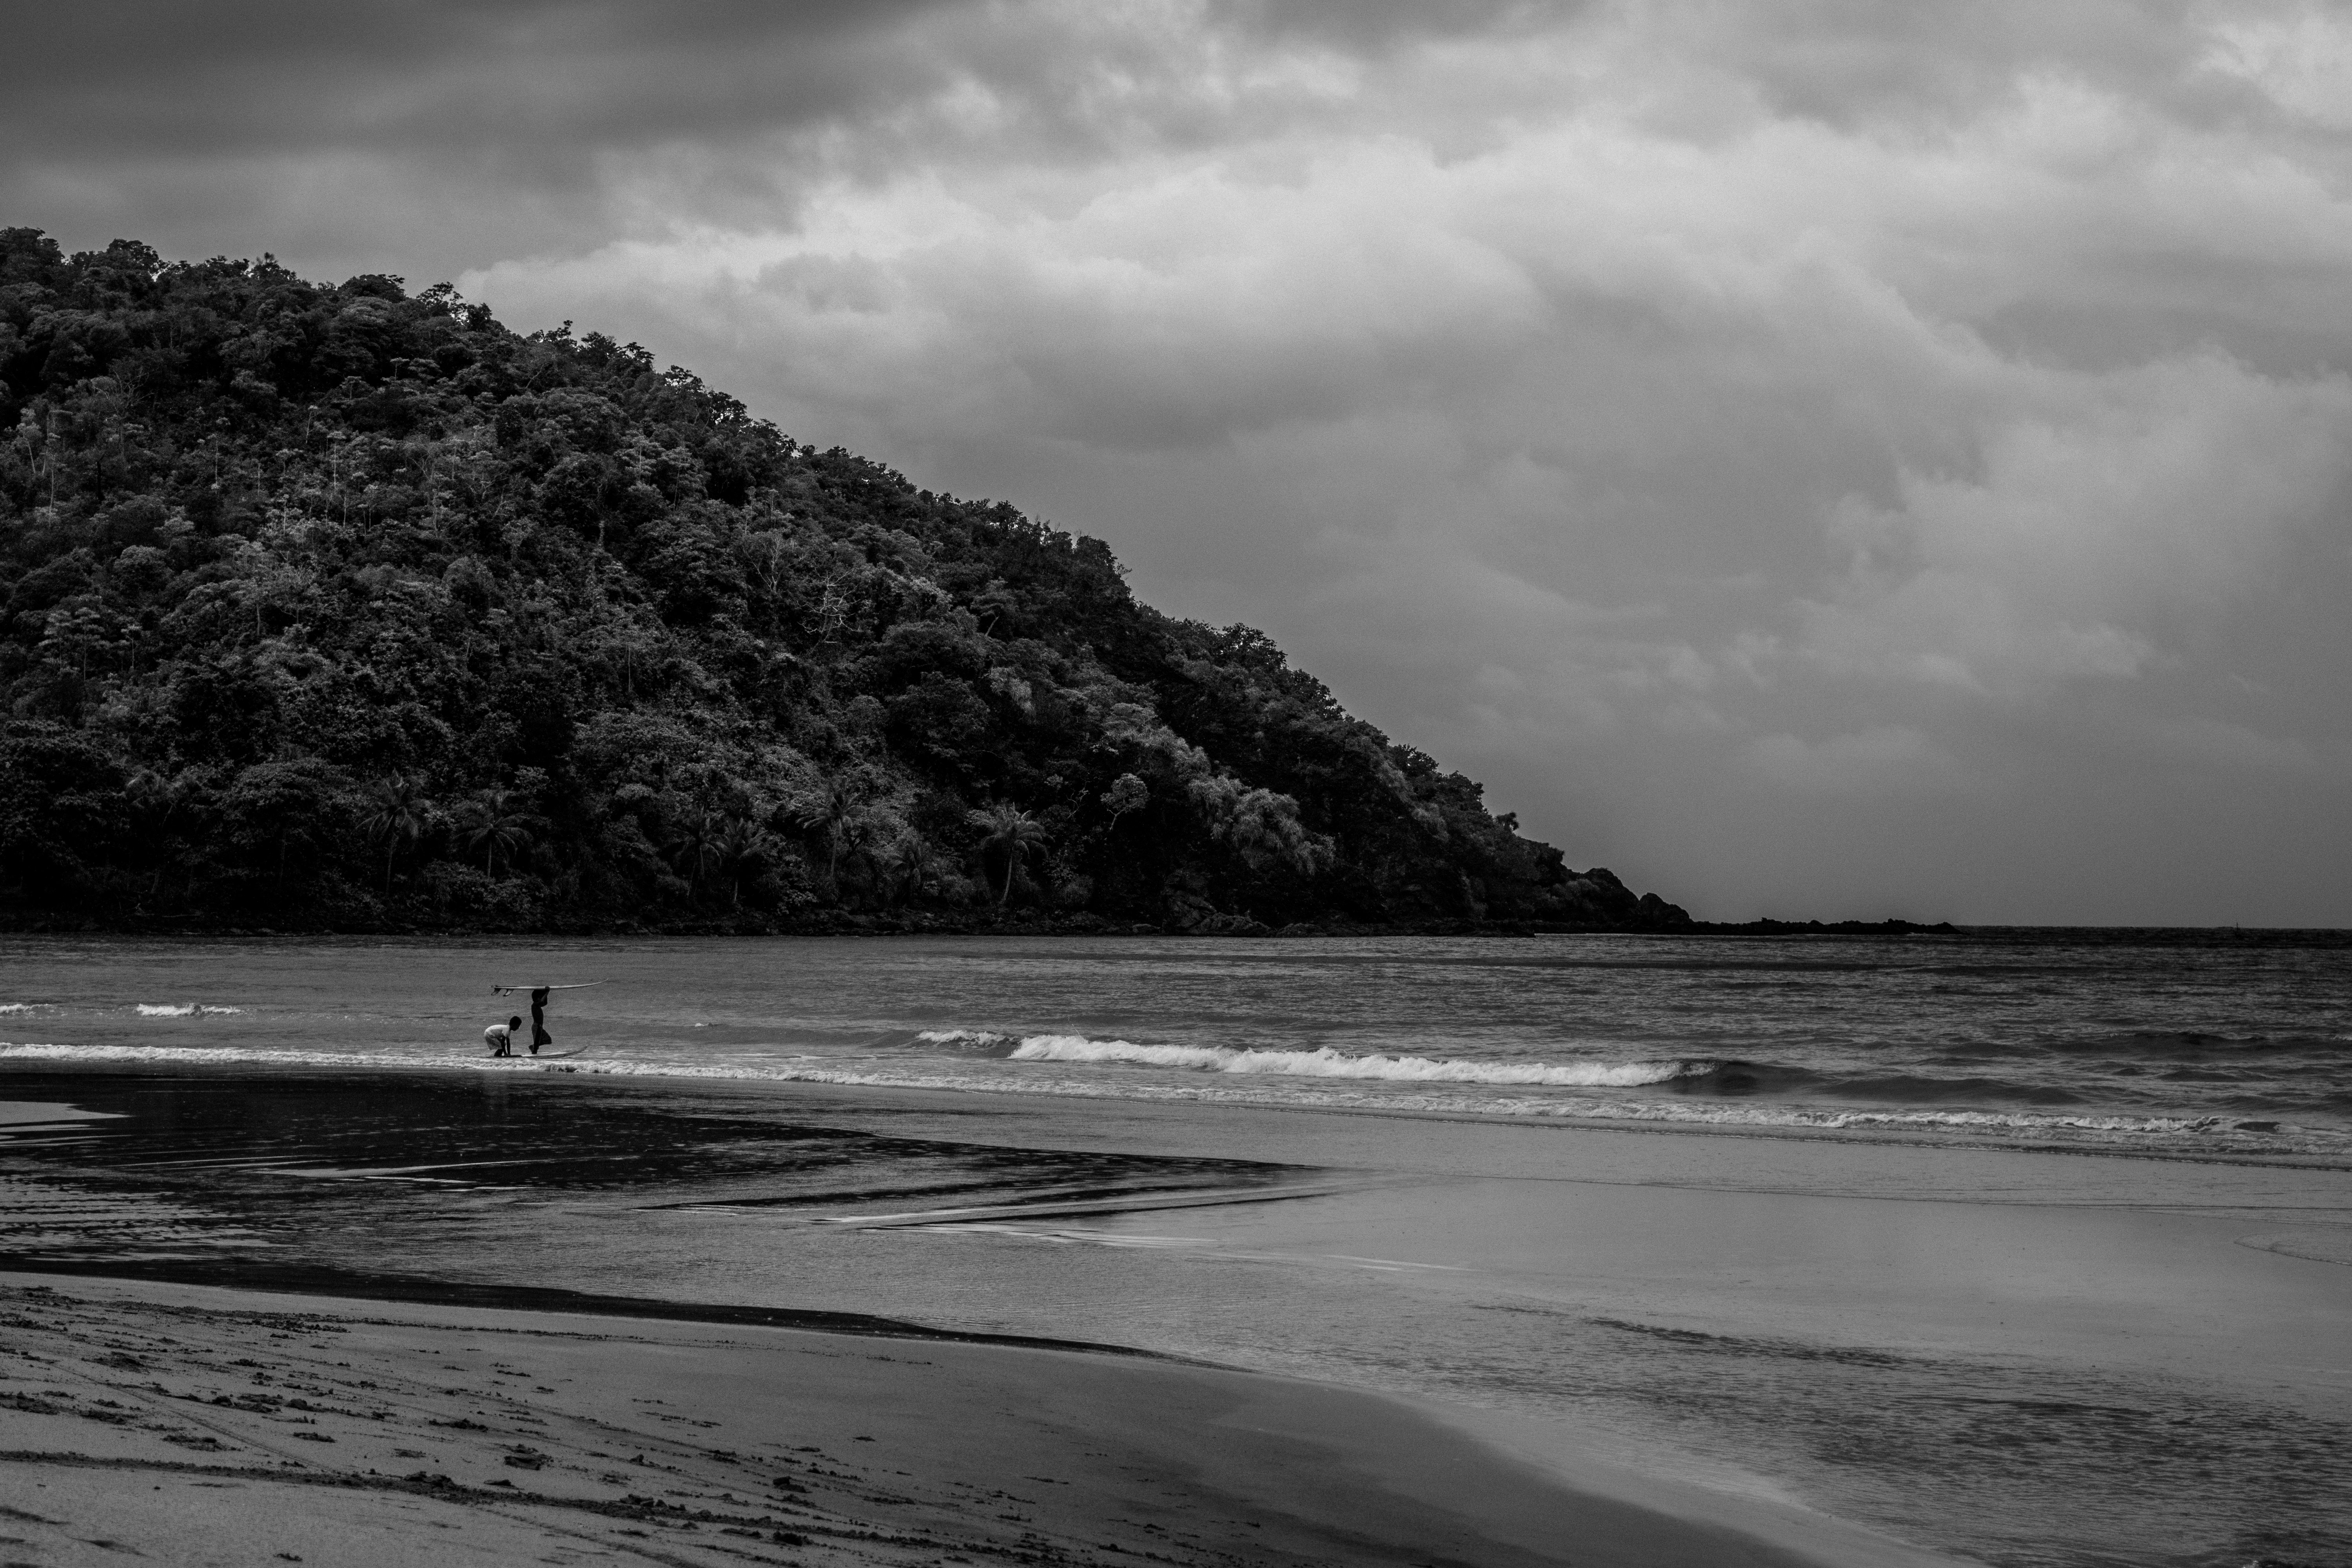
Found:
[530,1047,587,1061]
[490,982,605,993]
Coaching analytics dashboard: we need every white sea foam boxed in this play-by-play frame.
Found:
[916,1029,1015,1048]
[1006,1033,1696,1087]
[135,1004,242,1016]
[1488,1096,2234,1136]
[0,1004,36,1014]
[1012,1035,1228,1069]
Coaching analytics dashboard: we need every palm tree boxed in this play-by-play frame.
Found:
[125,768,188,900]
[836,804,903,891]
[872,832,935,906]
[663,802,732,895]
[698,815,775,908]
[453,786,536,876]
[361,772,433,892]
[786,781,862,893]
[966,803,1049,907]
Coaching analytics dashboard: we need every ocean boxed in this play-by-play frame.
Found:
[4,931,2348,1566]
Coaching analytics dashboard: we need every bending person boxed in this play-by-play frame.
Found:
[485,1015,523,1058]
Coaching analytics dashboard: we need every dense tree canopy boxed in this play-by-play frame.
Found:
[0,229,1688,934]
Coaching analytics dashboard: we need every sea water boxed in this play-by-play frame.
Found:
[2,931,2348,1567]
[2,931,2347,1154]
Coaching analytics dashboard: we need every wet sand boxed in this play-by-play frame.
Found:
[0,1271,1832,1568]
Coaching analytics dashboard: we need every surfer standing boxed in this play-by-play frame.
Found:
[485,1015,523,1058]
[528,987,552,1055]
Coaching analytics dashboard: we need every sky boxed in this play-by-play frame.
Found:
[9,0,2352,924]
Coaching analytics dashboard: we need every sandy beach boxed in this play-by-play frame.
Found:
[0,1270,1851,1568]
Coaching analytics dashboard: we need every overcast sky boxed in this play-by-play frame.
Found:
[11,0,2352,924]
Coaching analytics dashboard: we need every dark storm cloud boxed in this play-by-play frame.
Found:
[2,0,1556,178]
[43,10,1104,286]
[1,2,955,156]
[4,0,1567,276]
[2,2,972,274]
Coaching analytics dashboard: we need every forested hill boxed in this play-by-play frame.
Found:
[0,229,1690,935]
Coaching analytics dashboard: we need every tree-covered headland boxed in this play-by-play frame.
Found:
[0,230,1690,935]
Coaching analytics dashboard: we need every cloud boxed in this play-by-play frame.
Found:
[2148,715,2327,773]
[1791,352,2352,695]
[0,2,968,273]
[1743,727,1968,795]
[1,3,956,157]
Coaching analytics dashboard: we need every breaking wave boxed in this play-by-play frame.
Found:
[134,1004,243,1017]
[1004,1033,1707,1087]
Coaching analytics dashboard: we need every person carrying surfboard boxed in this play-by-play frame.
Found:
[485,1015,523,1057]
[490,982,599,1058]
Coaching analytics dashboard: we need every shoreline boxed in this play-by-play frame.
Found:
[6,1049,2343,1172]
[0,1269,1863,1568]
